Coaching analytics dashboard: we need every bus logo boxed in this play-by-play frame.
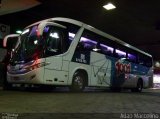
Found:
[115,61,131,73]
[76,54,87,64]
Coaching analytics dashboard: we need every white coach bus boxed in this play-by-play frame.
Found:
[5,17,153,92]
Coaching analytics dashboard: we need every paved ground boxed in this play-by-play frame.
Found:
[0,88,160,119]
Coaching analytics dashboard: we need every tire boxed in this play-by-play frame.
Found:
[131,79,143,92]
[70,72,86,92]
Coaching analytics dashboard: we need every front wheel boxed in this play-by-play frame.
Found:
[70,72,86,92]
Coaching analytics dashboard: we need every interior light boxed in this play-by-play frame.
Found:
[69,32,75,38]
[154,74,160,83]
[34,40,38,45]
[50,32,59,38]
[93,48,100,52]
[103,3,116,10]
[155,62,160,67]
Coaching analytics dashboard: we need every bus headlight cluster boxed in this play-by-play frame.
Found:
[23,62,47,71]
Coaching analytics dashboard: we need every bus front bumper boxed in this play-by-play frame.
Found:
[7,68,43,84]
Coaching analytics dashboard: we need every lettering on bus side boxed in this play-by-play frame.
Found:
[115,61,131,75]
[72,51,90,64]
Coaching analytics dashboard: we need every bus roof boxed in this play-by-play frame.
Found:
[26,17,152,58]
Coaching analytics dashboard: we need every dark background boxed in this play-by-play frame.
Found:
[0,0,160,60]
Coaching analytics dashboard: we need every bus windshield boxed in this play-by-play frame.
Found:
[10,25,43,64]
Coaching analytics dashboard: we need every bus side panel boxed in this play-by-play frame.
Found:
[68,62,91,86]
[111,58,152,88]
[110,58,133,88]
[44,69,68,85]
[134,64,152,88]
[148,67,154,88]
[68,50,91,85]
[90,52,112,87]
[44,56,68,85]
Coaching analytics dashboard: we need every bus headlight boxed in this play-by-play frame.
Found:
[23,62,50,71]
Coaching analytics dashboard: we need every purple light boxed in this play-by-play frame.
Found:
[128,53,136,60]
[80,37,97,44]
[69,32,97,44]
[44,26,50,33]
[30,26,38,36]
[69,33,114,53]
[116,49,126,56]
[101,44,113,51]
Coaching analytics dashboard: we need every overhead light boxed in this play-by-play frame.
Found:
[155,61,160,67]
[50,32,59,39]
[103,3,116,10]
[16,30,22,34]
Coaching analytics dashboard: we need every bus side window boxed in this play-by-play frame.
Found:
[139,59,144,65]
[139,55,152,67]
[45,27,63,56]
[114,53,119,58]
[76,41,85,51]
[93,42,102,53]
[100,44,113,56]
[76,36,96,52]
[127,53,137,63]
[138,55,145,66]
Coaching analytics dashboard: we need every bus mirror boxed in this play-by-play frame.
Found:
[3,34,19,48]
[38,21,66,36]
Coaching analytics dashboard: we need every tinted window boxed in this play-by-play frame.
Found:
[77,30,114,55]
[138,54,152,67]
[54,21,80,45]
[100,44,113,56]
[6,37,18,51]
[44,26,68,56]
[127,53,137,63]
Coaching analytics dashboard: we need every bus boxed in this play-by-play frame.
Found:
[5,17,153,92]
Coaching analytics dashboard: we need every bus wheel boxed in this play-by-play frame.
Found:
[131,79,143,92]
[70,72,86,92]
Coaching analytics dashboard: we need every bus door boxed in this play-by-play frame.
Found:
[44,55,63,85]
[41,24,68,85]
